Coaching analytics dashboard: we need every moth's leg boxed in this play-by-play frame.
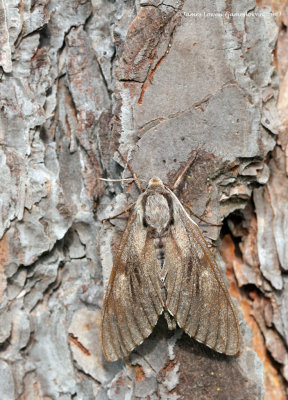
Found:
[172,150,199,191]
[102,202,135,222]
[208,241,218,248]
[183,202,223,227]
[117,149,144,192]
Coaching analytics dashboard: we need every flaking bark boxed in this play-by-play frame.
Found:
[0,0,287,399]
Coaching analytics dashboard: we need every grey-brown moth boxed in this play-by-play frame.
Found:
[101,177,240,361]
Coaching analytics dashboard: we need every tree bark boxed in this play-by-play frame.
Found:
[0,0,287,399]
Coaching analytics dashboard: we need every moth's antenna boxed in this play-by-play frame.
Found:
[173,150,199,191]
[98,177,135,182]
[117,149,144,192]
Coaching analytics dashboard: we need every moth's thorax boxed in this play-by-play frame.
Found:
[144,193,171,234]
[148,177,164,187]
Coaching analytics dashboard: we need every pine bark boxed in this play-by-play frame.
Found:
[0,0,287,399]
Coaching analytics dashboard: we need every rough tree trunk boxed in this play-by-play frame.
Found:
[0,0,287,399]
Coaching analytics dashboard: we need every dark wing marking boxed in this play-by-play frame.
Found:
[165,191,240,355]
[101,208,164,361]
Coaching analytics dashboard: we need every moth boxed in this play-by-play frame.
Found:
[101,162,240,361]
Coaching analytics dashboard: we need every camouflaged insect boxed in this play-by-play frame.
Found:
[101,177,240,361]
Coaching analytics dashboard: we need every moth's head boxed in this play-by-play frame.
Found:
[148,177,164,187]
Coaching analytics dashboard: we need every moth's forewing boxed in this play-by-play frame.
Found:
[164,190,240,355]
[101,206,164,362]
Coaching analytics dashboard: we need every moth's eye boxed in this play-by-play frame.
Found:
[170,217,174,225]
[143,218,148,227]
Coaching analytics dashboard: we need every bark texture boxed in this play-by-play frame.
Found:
[0,0,287,399]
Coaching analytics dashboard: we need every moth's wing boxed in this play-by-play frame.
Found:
[101,208,164,361]
[165,193,240,355]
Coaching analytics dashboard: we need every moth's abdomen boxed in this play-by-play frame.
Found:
[144,193,171,234]
[154,236,166,267]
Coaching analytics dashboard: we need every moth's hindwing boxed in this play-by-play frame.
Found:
[101,207,164,362]
[165,191,240,355]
